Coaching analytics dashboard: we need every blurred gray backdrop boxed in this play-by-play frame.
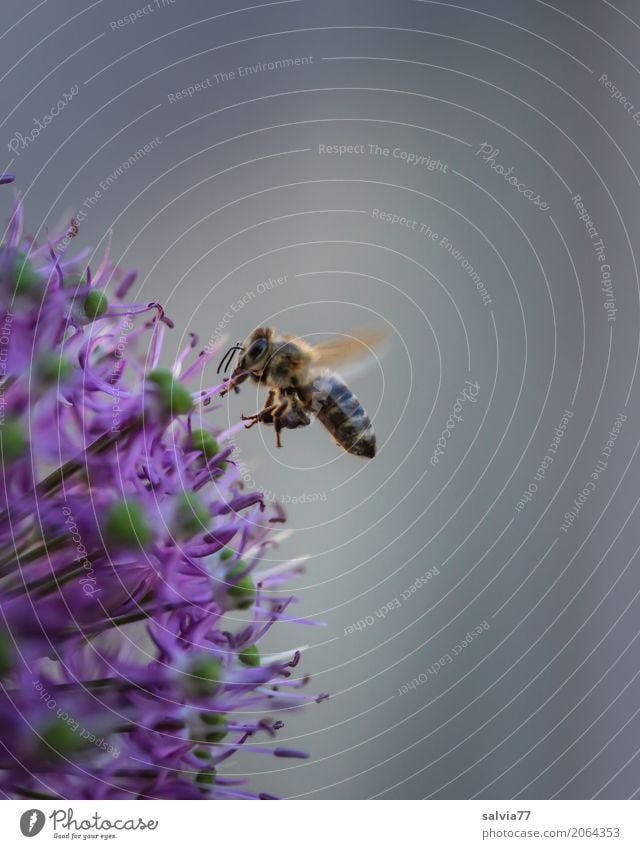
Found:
[3,0,640,799]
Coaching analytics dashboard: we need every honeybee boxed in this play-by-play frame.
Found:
[219,326,386,458]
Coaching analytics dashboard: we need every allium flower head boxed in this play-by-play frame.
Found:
[0,179,320,800]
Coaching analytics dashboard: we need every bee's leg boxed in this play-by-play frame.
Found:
[220,368,250,397]
[287,393,311,427]
[270,393,311,447]
[241,390,278,428]
[220,379,238,398]
[275,417,284,448]
[220,384,240,398]
[220,374,241,397]
[269,398,294,448]
[273,402,290,448]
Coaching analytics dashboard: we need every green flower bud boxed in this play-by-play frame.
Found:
[173,491,209,538]
[196,768,217,787]
[219,547,234,561]
[228,576,256,609]
[200,712,228,743]
[84,289,109,319]
[204,731,226,744]
[147,367,172,389]
[226,562,256,610]
[148,368,193,416]
[239,644,260,667]
[36,353,73,385]
[190,428,219,459]
[185,657,222,697]
[189,428,227,470]
[104,499,152,548]
[12,251,41,296]
[0,417,26,462]
[0,631,14,677]
[40,717,84,758]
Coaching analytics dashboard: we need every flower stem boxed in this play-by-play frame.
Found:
[0,534,67,577]
[67,601,184,637]
[2,557,98,599]
[12,786,59,800]
[37,417,141,496]
[0,418,142,530]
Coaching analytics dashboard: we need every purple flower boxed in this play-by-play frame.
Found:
[0,188,320,800]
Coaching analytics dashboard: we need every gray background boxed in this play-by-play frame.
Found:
[2,0,640,799]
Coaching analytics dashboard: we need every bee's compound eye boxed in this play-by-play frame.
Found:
[247,337,268,362]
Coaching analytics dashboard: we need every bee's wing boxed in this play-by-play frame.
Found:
[309,326,389,372]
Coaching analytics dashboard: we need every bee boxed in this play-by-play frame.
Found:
[219,326,386,458]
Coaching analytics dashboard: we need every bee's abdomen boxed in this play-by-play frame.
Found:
[309,373,376,458]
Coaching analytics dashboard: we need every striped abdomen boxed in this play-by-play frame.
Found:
[307,372,376,458]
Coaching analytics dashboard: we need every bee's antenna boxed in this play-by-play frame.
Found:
[217,342,244,374]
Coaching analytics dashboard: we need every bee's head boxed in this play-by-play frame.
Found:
[235,327,273,377]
